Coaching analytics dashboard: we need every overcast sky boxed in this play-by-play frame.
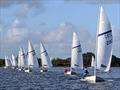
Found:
[0,0,120,59]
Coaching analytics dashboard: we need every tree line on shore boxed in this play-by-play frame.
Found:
[0,52,120,67]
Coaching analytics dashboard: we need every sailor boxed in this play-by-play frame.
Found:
[64,67,68,73]
[81,67,89,78]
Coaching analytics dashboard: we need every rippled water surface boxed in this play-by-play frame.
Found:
[0,67,120,90]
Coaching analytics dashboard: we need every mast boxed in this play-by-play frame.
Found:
[94,6,101,77]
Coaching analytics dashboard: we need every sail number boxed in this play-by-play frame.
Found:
[105,32,112,45]
[77,47,82,53]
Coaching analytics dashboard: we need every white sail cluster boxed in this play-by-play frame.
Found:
[4,40,52,72]
[96,7,113,72]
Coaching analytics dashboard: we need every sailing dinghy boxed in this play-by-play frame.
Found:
[18,48,26,71]
[25,41,39,72]
[81,6,113,83]
[4,56,12,68]
[11,54,17,69]
[40,42,52,72]
[65,32,83,75]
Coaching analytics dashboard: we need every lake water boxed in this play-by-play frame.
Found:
[0,67,120,90]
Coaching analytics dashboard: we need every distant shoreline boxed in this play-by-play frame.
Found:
[0,52,120,67]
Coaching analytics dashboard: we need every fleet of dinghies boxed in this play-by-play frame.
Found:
[4,6,113,83]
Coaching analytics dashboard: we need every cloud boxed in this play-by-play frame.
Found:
[0,21,94,58]
[64,0,120,4]
[0,0,44,18]
[4,19,27,43]
[40,22,95,58]
[0,0,43,8]
[1,21,119,58]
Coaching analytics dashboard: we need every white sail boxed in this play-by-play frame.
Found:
[5,56,11,67]
[91,56,95,67]
[40,42,52,68]
[11,54,17,66]
[18,51,21,67]
[71,32,83,69]
[27,41,39,68]
[104,51,112,72]
[96,6,113,71]
[19,48,26,68]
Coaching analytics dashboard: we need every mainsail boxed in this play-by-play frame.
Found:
[5,56,11,67]
[71,32,83,69]
[96,6,113,71]
[27,41,39,68]
[40,42,52,68]
[11,54,17,67]
[20,48,26,68]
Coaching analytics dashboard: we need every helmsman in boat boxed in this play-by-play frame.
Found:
[81,67,89,78]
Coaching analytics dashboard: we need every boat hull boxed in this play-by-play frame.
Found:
[81,75,96,83]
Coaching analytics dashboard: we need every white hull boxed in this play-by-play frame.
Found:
[81,75,96,83]
[40,69,48,73]
[24,69,30,73]
[64,70,77,75]
[64,71,71,75]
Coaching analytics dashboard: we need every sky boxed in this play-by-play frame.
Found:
[0,0,120,59]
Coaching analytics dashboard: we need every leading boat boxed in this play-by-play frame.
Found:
[81,6,113,83]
